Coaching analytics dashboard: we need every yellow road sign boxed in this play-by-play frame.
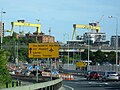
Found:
[76,62,87,67]
[28,43,59,58]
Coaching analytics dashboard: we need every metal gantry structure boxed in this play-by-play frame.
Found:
[72,15,104,40]
[72,23,100,40]
[10,21,41,36]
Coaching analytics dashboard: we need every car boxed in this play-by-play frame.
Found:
[9,70,15,75]
[86,71,101,80]
[102,71,119,82]
[44,67,51,72]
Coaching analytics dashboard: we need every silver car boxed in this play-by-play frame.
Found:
[102,71,119,81]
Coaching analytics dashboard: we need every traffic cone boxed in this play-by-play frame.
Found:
[70,74,74,80]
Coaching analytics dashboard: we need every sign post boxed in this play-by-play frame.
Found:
[36,58,38,82]
[28,43,59,82]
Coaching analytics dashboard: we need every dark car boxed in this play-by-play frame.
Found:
[86,71,101,80]
[31,70,42,76]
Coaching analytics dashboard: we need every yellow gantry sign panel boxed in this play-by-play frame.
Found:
[28,43,59,58]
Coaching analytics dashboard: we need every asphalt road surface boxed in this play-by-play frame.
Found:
[62,76,120,90]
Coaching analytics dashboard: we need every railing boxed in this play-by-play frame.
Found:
[1,76,62,90]
[89,65,120,74]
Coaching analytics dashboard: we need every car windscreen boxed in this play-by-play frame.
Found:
[107,72,116,74]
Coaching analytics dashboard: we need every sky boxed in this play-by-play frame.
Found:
[0,0,120,42]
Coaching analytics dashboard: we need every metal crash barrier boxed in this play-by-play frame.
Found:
[1,78,62,90]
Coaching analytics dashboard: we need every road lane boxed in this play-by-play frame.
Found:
[62,76,120,90]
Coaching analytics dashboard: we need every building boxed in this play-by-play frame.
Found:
[70,32,109,46]
[83,32,109,46]
[111,36,120,47]
[25,32,55,43]
[67,40,84,45]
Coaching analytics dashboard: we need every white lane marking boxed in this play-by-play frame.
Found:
[66,81,108,85]
[88,82,108,85]
[63,85,74,90]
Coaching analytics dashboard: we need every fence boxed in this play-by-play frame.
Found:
[89,65,120,74]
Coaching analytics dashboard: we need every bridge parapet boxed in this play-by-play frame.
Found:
[1,78,62,90]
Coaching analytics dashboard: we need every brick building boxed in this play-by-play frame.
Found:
[25,32,55,43]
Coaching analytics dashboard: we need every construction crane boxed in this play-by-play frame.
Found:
[10,20,41,36]
[72,24,100,40]
[72,15,104,40]
[96,15,104,24]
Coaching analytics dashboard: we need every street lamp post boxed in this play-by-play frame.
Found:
[67,35,70,70]
[87,34,90,71]
[108,16,118,66]
[0,9,6,49]
[64,33,70,70]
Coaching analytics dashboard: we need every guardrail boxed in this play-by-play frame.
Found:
[1,78,62,90]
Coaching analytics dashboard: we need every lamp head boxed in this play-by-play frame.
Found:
[2,12,6,14]
[108,16,113,18]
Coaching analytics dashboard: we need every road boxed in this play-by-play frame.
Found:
[62,76,120,90]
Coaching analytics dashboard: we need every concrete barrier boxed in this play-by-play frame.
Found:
[1,78,62,90]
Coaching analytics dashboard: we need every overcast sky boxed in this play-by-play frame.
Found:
[0,0,120,42]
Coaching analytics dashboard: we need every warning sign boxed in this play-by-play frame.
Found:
[28,43,59,58]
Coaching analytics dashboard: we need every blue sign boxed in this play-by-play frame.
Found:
[35,66,40,70]
[28,65,33,70]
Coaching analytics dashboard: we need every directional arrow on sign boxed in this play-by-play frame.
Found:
[29,48,32,53]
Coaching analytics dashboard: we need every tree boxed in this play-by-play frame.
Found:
[82,49,88,60]
[18,48,28,62]
[94,50,105,63]
[107,51,116,64]
[0,49,11,86]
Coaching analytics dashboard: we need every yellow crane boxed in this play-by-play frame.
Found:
[72,15,105,40]
[72,23,100,40]
[10,21,41,36]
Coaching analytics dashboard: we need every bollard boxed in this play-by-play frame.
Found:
[47,86,50,90]
[50,85,53,90]
[16,81,19,86]
[6,82,9,88]
[12,81,14,87]
[19,81,21,86]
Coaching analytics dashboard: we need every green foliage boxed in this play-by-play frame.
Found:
[94,50,105,63]
[107,51,116,64]
[81,49,88,60]
[0,49,11,85]
[18,48,28,62]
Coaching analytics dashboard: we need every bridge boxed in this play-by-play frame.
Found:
[3,44,120,53]
[60,44,120,52]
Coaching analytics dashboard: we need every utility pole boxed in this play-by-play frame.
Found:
[108,16,119,66]
[87,33,90,71]
[0,8,6,49]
